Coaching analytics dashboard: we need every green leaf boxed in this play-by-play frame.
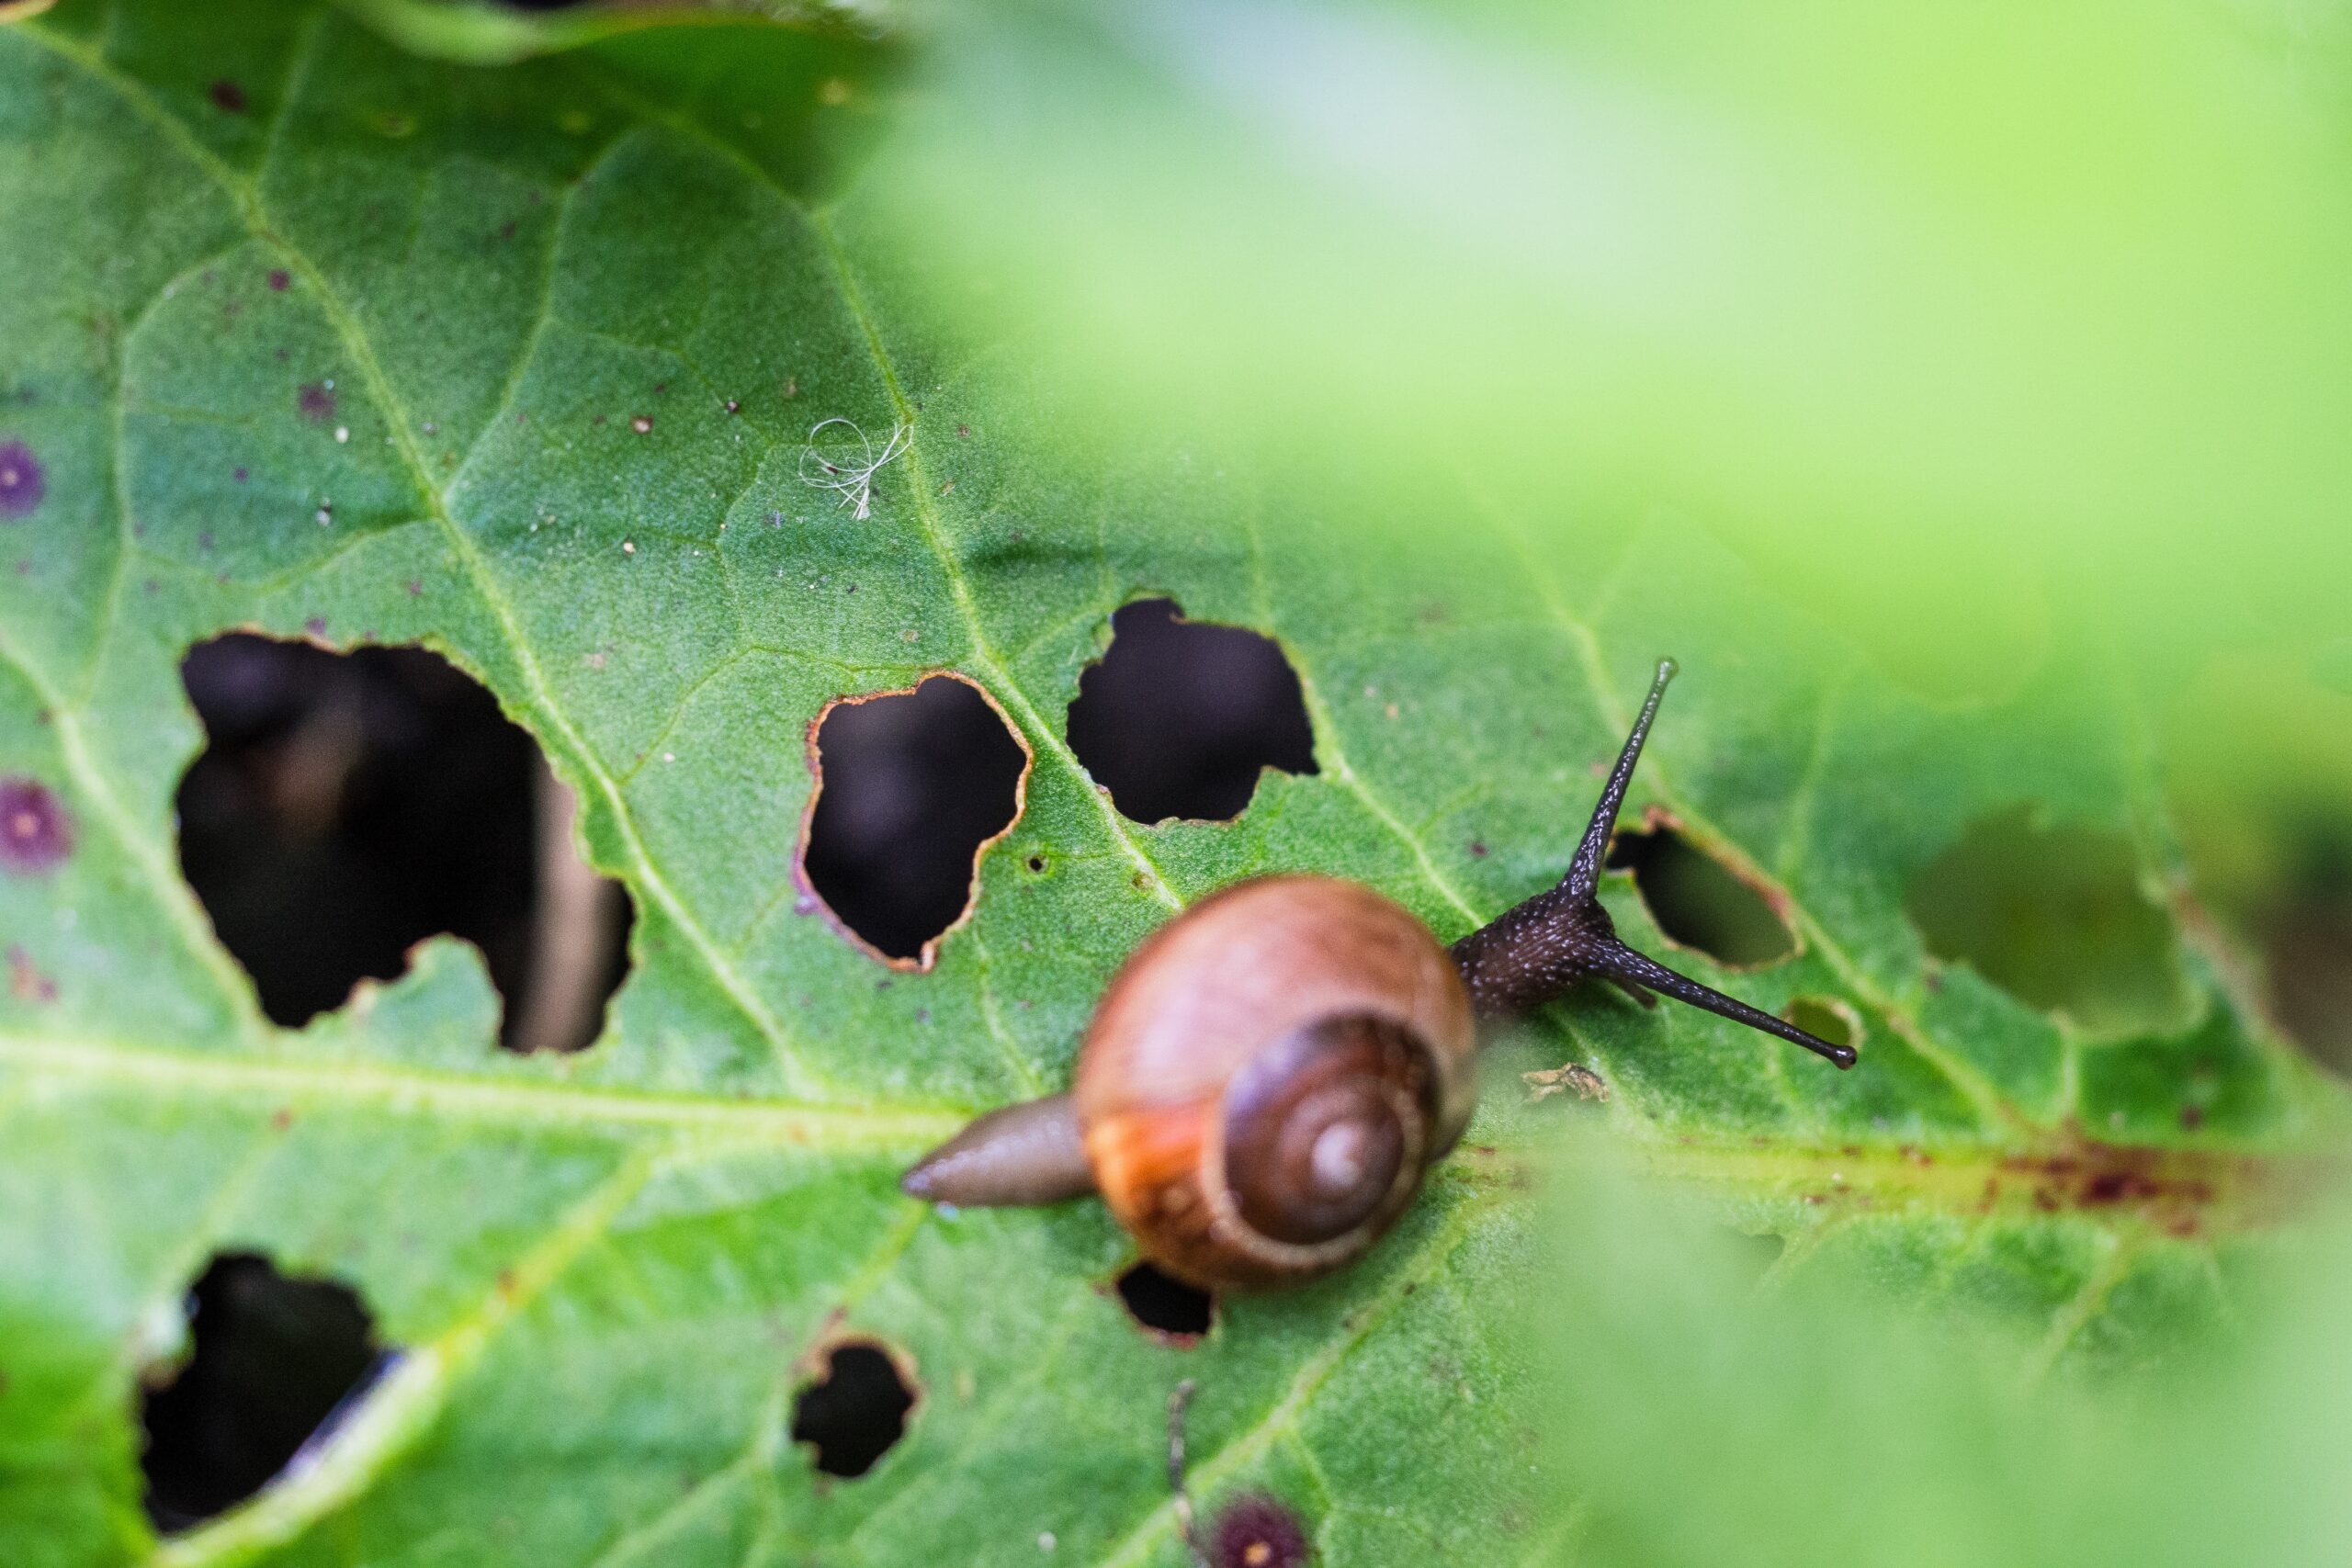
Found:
[0,3,2337,1565]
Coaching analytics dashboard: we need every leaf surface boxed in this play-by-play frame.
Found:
[0,4,2333,1564]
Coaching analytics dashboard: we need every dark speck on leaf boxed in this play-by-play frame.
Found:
[267,269,289,292]
[1469,840,1488,857]
[304,617,328,640]
[2180,1103,2205,1131]
[0,441,45,519]
[8,943,57,1003]
[725,400,741,414]
[209,79,246,114]
[232,467,248,484]
[1212,1494,1311,1568]
[955,424,971,438]
[498,220,515,241]
[0,778,72,874]
[297,383,334,423]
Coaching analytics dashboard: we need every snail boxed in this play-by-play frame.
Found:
[902,660,1854,1290]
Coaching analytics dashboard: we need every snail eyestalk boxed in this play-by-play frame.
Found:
[1564,657,1677,903]
[1450,655,1857,1068]
[1590,943,1857,1068]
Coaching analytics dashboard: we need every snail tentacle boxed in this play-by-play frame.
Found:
[1451,653,1854,1067]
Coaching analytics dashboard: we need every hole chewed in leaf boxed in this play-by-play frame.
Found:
[1782,997,1861,1052]
[176,634,633,1051]
[789,1339,917,1480]
[1114,1260,1215,1345]
[140,1253,389,1532]
[1607,820,1795,968]
[1721,1226,1789,1282]
[2261,823,2352,1074]
[1905,806,2190,1037]
[1066,598,1316,824]
[799,673,1030,969]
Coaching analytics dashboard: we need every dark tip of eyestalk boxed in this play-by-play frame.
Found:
[1826,1042,1859,1070]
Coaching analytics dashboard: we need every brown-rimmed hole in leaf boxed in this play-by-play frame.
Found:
[175,634,633,1052]
[1905,806,2190,1037]
[1114,1260,1216,1344]
[789,1340,917,1479]
[1782,997,1861,1053]
[1066,598,1316,824]
[2261,820,2352,1074]
[139,1252,390,1532]
[1720,1225,1788,1282]
[799,673,1029,967]
[1606,823,1794,968]
[1209,1492,1314,1568]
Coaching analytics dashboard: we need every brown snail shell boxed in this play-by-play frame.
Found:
[1075,874,1477,1291]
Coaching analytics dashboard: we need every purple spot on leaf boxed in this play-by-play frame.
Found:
[267,269,290,292]
[0,779,72,874]
[1211,1495,1311,1568]
[209,79,247,114]
[0,441,45,519]
[298,383,334,423]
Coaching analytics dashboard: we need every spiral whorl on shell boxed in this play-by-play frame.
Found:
[1076,875,1478,1291]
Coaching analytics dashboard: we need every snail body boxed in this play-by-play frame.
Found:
[1078,875,1476,1290]
[903,660,1855,1292]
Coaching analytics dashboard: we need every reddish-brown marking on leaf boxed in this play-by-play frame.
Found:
[266,269,289,292]
[297,383,334,423]
[7,944,56,1003]
[208,79,246,114]
[1998,1139,2233,1230]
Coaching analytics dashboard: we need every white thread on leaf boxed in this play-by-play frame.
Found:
[797,417,911,521]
